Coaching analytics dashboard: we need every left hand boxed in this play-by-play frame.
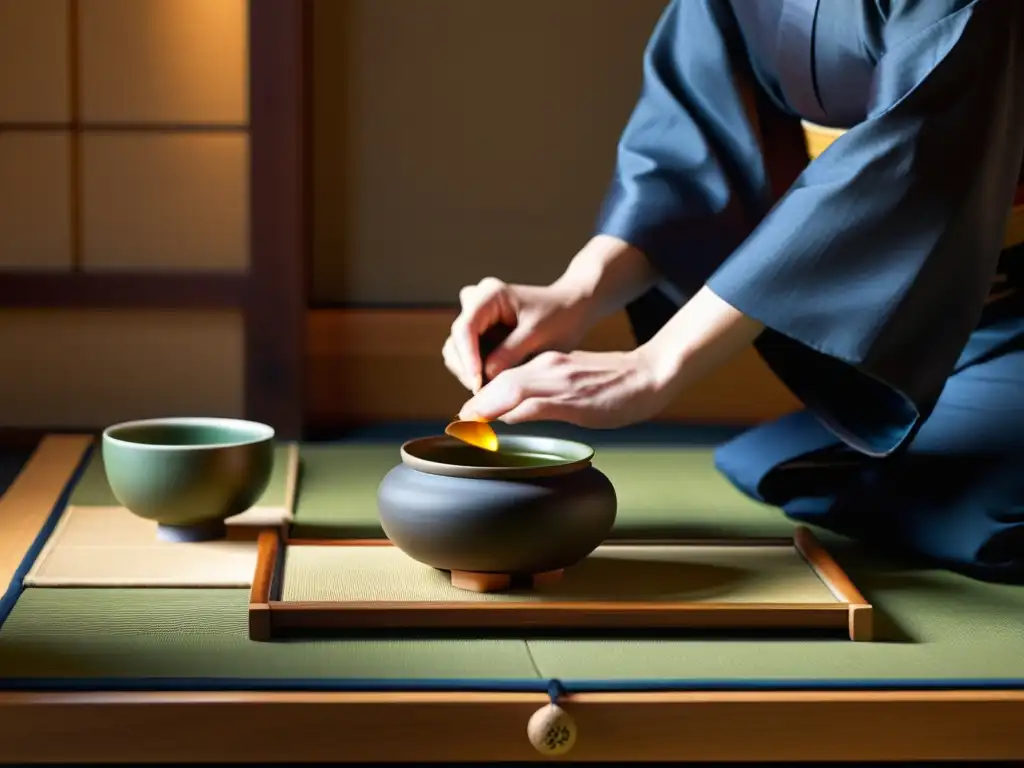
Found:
[457,348,673,428]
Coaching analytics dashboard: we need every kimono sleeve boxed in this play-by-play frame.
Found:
[706,0,1024,456]
[595,0,772,295]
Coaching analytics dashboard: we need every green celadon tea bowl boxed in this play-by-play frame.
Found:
[102,416,276,543]
[377,435,618,578]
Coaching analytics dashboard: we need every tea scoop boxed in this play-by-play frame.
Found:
[444,419,499,452]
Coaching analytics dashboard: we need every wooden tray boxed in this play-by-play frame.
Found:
[248,527,873,642]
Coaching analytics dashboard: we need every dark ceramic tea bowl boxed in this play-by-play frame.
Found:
[377,435,617,577]
[102,416,276,542]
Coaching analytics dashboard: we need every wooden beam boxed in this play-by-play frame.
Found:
[306,309,801,426]
[0,122,248,132]
[246,0,308,440]
[0,435,92,590]
[0,689,1020,763]
[0,273,247,309]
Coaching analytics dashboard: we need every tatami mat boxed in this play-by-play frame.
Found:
[24,505,257,587]
[291,443,788,539]
[1,441,1023,687]
[22,443,301,587]
[281,544,838,604]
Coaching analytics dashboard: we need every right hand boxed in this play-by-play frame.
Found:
[442,277,595,393]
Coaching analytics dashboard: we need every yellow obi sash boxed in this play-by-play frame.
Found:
[801,121,1024,249]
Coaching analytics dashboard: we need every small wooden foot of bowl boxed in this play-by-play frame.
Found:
[449,569,565,593]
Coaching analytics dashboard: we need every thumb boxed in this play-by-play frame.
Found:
[484,323,543,380]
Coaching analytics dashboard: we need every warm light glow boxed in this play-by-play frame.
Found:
[79,0,247,124]
[445,419,499,452]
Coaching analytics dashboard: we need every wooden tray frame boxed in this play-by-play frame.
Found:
[248,526,873,642]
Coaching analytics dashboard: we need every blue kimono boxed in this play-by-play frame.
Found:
[596,0,1024,582]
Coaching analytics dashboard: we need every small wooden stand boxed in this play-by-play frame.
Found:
[249,526,874,643]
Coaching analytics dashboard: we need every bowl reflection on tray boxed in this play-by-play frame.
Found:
[523,554,751,602]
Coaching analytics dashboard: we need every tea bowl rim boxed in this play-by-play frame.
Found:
[399,434,595,479]
[102,416,275,452]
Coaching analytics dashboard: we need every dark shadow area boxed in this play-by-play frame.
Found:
[797,537,919,644]
[0,643,157,679]
[519,555,752,601]
[0,447,33,497]
[608,522,785,540]
[865,603,915,644]
[22,763,1020,767]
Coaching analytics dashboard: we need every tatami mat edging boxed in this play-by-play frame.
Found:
[0,437,94,631]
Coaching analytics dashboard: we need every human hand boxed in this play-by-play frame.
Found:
[457,347,674,429]
[442,277,596,393]
[455,284,764,430]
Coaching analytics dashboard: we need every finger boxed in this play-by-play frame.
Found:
[442,336,462,383]
[458,383,524,423]
[458,372,532,422]
[442,336,476,391]
[450,317,485,394]
[451,279,510,391]
[497,398,578,425]
[459,359,565,421]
